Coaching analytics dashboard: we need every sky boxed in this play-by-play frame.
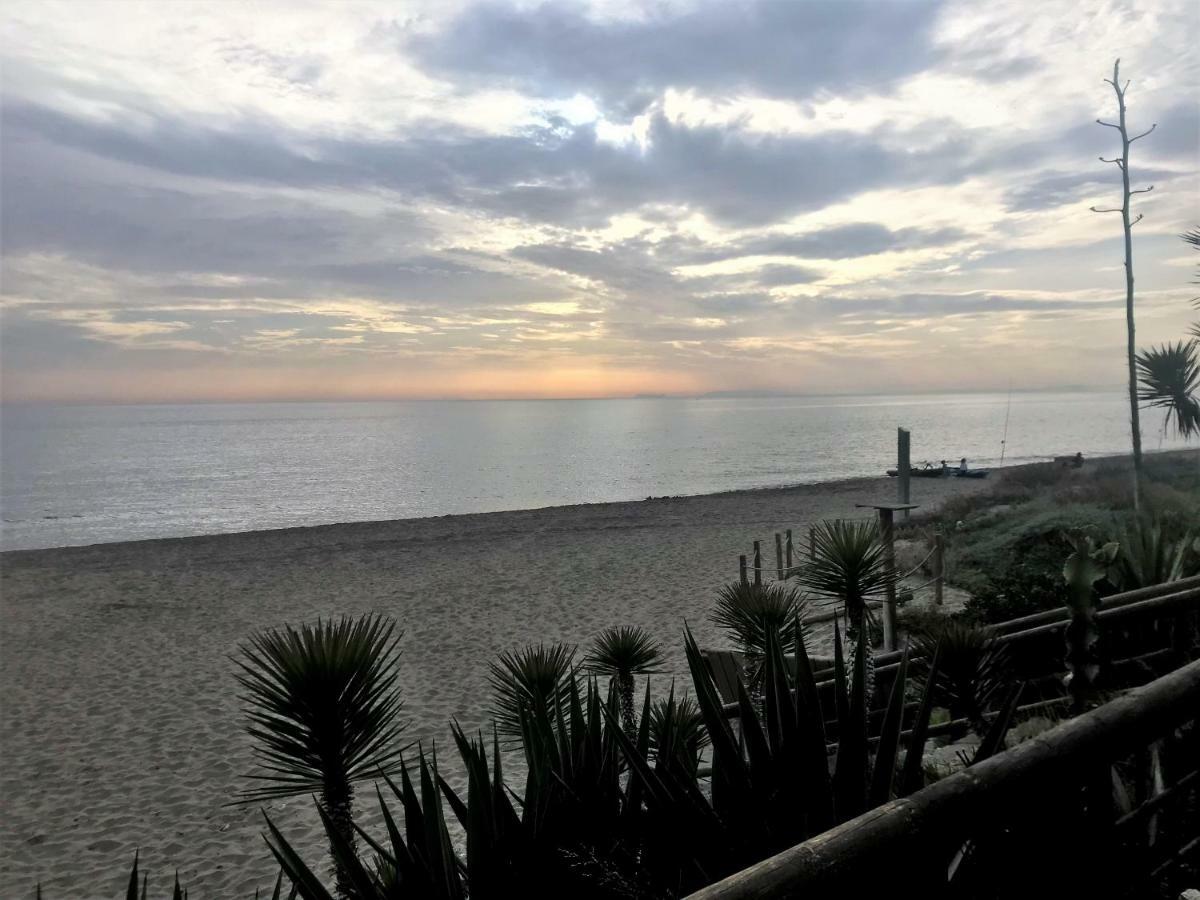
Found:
[1,0,1197,404]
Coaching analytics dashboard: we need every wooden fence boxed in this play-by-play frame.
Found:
[716,577,1200,731]
[688,655,1200,898]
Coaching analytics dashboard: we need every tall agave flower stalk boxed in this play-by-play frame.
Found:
[1061,530,1119,713]
[583,626,662,740]
[235,614,407,900]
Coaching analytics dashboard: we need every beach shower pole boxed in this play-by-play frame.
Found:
[898,428,911,521]
[857,502,919,653]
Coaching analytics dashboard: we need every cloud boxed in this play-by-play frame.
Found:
[1,0,1197,402]
[407,0,945,114]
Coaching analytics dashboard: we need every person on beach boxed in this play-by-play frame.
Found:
[959,457,968,473]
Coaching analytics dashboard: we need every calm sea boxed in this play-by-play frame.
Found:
[0,391,1186,551]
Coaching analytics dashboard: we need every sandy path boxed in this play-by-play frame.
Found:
[0,473,985,896]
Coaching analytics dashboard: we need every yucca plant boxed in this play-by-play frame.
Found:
[910,619,1012,736]
[583,626,662,740]
[648,690,709,780]
[487,642,578,743]
[710,581,806,691]
[796,518,895,644]
[235,613,407,899]
[264,746,466,900]
[1114,517,1198,589]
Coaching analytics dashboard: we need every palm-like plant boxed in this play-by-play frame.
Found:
[711,581,806,690]
[487,642,577,742]
[235,613,406,899]
[711,581,806,655]
[648,690,709,778]
[1136,340,1200,439]
[796,519,895,643]
[583,626,661,739]
[910,619,1012,735]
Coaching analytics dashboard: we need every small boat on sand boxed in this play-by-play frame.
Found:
[886,464,946,478]
[954,468,990,479]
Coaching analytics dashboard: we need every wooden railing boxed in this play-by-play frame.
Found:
[717,577,1200,722]
[689,656,1200,899]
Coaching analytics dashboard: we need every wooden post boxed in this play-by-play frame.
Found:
[879,508,898,652]
[786,529,794,575]
[809,526,816,560]
[739,555,748,585]
[753,541,762,586]
[898,427,911,522]
[934,530,945,607]
[775,533,784,580]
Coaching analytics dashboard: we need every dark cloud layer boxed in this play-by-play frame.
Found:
[408,0,944,114]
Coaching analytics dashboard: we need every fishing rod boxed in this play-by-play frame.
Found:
[999,380,1012,464]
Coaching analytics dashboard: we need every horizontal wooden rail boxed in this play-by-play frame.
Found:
[690,658,1200,899]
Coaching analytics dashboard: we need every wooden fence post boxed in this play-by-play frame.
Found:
[753,541,762,586]
[786,529,794,575]
[934,530,945,606]
[775,533,784,580]
[739,555,748,585]
[809,526,816,560]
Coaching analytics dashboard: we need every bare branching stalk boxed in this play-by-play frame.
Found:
[1092,59,1156,510]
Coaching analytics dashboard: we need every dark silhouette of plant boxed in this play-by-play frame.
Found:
[1062,530,1120,712]
[1137,340,1200,439]
[487,642,577,742]
[235,613,406,899]
[796,518,894,644]
[1113,517,1198,589]
[648,689,709,779]
[583,625,661,739]
[710,581,805,691]
[910,619,1012,736]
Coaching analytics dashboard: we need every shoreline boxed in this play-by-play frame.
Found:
[0,449,1173,557]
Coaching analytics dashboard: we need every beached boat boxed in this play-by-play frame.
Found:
[885,466,946,478]
[955,468,990,479]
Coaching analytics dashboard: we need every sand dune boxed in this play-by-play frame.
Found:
[0,473,986,896]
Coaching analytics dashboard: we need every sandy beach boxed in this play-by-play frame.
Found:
[0,472,988,896]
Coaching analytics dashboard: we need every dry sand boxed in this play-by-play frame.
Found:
[0,473,988,896]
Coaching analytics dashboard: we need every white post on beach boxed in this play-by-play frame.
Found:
[898,427,911,522]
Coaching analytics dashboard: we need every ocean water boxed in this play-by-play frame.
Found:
[0,391,1188,551]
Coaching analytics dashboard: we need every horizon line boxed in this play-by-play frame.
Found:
[0,383,1128,408]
